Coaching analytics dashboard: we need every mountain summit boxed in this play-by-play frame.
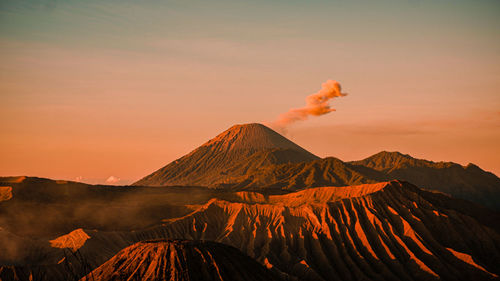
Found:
[133,123,319,187]
[199,123,317,155]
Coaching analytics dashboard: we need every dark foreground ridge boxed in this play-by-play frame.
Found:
[80,239,282,281]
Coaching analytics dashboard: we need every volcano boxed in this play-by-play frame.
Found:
[133,123,320,188]
[133,123,385,189]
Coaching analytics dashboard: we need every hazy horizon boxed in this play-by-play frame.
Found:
[1,0,499,184]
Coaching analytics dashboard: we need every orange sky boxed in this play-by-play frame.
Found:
[1,0,499,184]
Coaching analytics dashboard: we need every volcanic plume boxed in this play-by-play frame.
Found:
[271,79,347,129]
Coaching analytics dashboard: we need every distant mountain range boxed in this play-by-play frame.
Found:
[134,123,500,209]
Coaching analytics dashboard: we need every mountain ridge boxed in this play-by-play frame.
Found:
[349,151,500,209]
[132,124,500,209]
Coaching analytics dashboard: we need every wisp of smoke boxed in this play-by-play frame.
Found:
[270,80,347,129]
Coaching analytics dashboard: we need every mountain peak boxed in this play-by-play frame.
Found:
[372,151,413,159]
[202,123,314,154]
[350,151,416,172]
[133,123,319,187]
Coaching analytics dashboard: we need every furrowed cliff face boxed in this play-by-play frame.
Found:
[41,181,499,281]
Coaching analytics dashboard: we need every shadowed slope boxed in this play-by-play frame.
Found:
[0,177,214,238]
[80,240,281,281]
[212,156,386,190]
[350,151,500,209]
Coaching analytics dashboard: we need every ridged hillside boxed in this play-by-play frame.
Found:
[211,156,386,190]
[40,181,500,281]
[80,240,281,281]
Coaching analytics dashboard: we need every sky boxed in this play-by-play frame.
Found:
[1,0,499,184]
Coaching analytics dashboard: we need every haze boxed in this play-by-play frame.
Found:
[1,0,499,184]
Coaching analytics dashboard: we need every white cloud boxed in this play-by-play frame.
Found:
[105,176,121,184]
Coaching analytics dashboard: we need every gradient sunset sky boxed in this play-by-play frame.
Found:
[1,0,499,184]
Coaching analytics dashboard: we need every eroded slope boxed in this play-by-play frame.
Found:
[64,181,500,281]
[80,240,281,281]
